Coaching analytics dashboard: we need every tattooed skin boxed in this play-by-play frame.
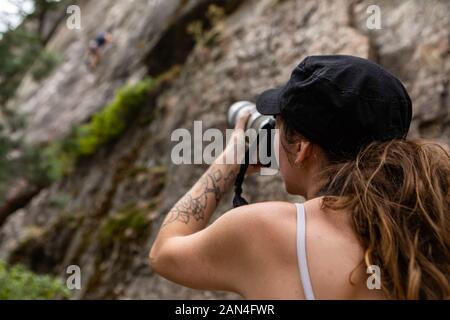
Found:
[163,167,238,227]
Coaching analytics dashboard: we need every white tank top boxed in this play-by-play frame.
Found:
[295,203,316,300]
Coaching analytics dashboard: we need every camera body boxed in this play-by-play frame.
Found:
[228,101,276,168]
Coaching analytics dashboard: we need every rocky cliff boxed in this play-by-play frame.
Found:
[0,0,449,299]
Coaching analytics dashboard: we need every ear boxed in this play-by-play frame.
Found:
[294,140,313,166]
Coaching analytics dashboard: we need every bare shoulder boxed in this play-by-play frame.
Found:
[221,198,354,243]
[216,198,357,261]
[220,201,297,234]
[217,202,299,261]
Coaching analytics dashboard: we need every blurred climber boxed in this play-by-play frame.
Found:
[88,31,114,70]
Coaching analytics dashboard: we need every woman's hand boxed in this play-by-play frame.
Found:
[246,163,263,176]
[218,112,263,176]
[217,112,251,166]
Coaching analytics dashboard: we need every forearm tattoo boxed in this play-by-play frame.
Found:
[162,167,238,227]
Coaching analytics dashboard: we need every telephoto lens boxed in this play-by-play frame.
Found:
[228,101,275,131]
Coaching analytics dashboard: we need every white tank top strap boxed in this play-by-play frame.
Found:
[295,203,316,300]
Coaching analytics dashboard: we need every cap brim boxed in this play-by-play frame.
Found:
[256,86,284,115]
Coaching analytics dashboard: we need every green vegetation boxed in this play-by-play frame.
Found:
[0,26,61,104]
[0,0,64,103]
[31,50,61,81]
[128,165,167,178]
[48,192,70,209]
[99,204,152,248]
[0,130,15,182]
[77,78,155,156]
[0,1,63,202]
[0,130,18,203]
[187,4,226,47]
[0,260,70,300]
[0,131,54,203]
[0,29,40,104]
[22,145,59,186]
[42,138,78,180]
[41,77,155,178]
[44,66,180,179]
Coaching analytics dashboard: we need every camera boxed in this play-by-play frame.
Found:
[227,101,277,207]
[228,101,276,168]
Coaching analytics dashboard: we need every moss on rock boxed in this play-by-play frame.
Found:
[0,260,71,300]
[43,66,181,179]
[98,204,152,248]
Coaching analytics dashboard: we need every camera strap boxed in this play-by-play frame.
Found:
[232,150,250,208]
[231,121,275,208]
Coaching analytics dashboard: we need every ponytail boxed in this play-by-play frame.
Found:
[319,139,450,299]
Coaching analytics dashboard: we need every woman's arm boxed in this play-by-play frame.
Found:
[149,113,256,292]
[159,155,240,234]
[155,112,250,237]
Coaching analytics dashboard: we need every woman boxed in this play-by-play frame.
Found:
[150,55,450,299]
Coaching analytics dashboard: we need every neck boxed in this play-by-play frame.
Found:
[304,160,328,200]
[305,178,323,200]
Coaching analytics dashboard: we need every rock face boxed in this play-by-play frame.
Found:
[0,0,449,299]
[8,0,201,145]
[352,0,450,146]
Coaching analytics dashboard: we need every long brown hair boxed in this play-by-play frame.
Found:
[281,119,450,299]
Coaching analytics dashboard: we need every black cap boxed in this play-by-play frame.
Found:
[256,55,412,159]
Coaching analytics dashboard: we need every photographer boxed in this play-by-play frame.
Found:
[150,55,450,299]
